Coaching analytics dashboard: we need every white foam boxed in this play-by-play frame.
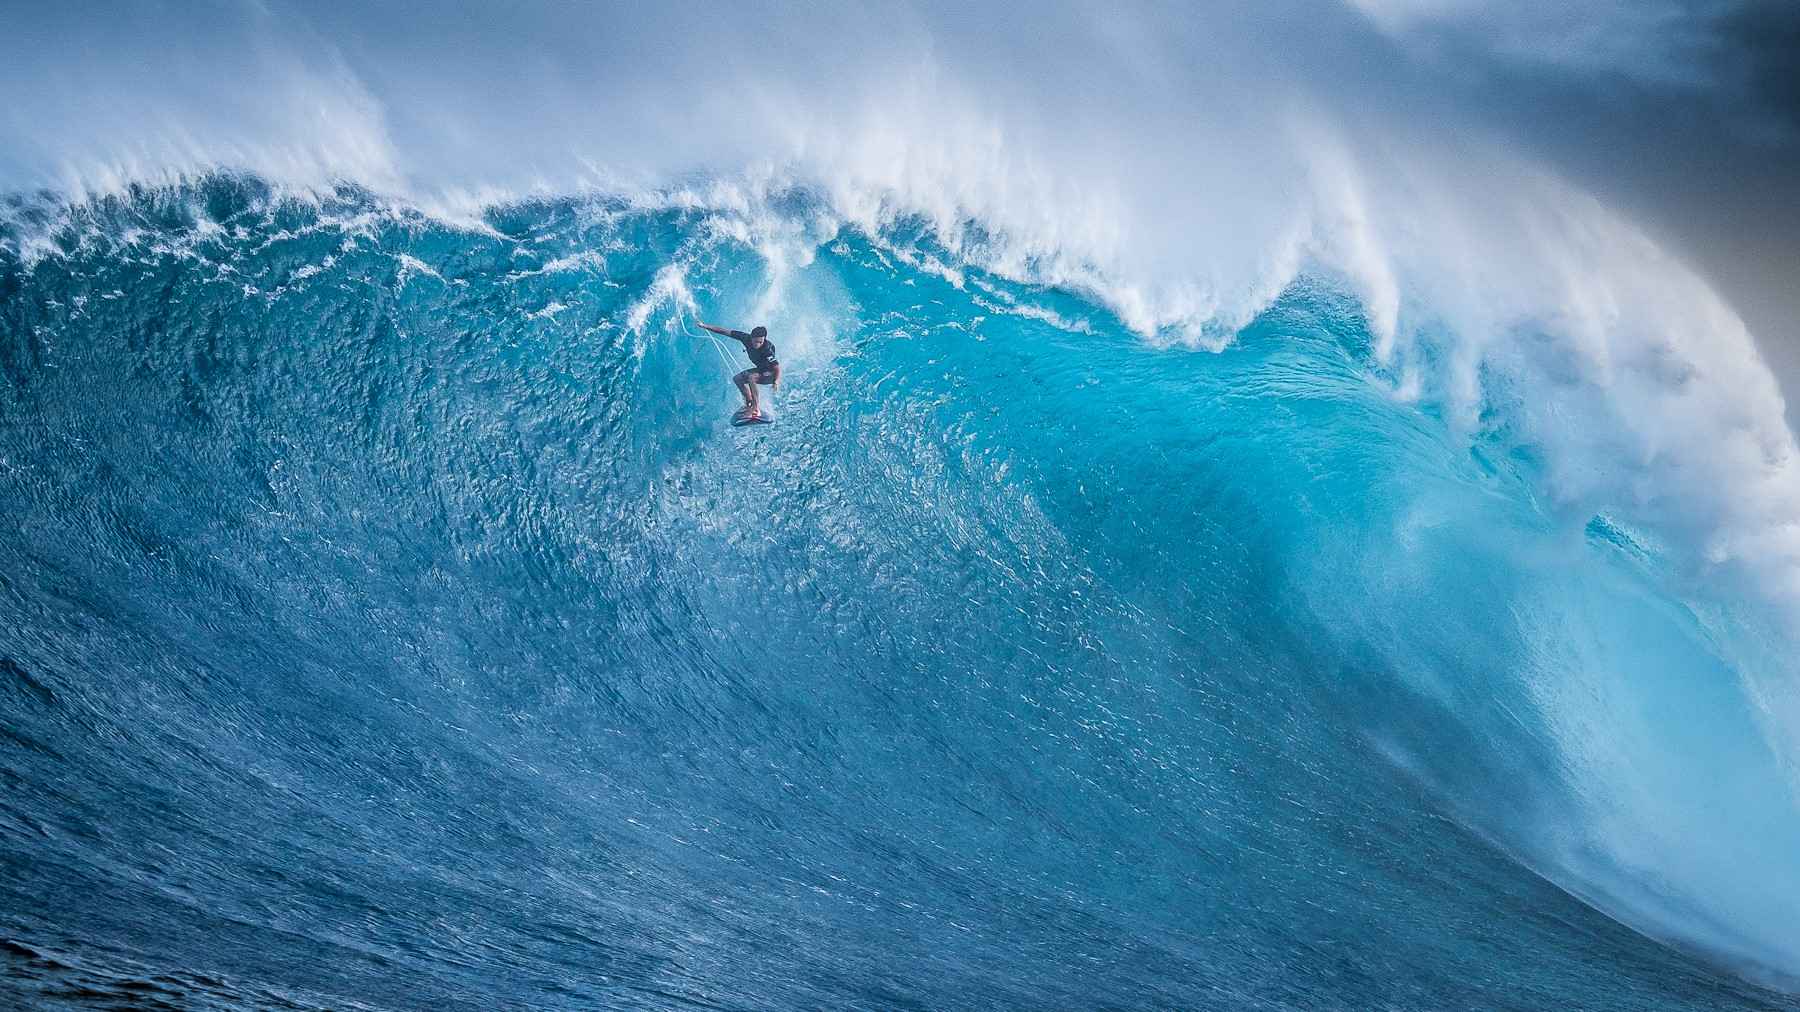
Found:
[623,265,694,338]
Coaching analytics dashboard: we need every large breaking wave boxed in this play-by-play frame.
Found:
[4,1,1800,1007]
[1,174,1796,1009]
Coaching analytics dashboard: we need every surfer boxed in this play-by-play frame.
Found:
[697,321,781,423]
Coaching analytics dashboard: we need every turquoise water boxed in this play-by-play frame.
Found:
[1,178,1795,1009]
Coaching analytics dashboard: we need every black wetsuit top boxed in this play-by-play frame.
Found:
[734,332,779,372]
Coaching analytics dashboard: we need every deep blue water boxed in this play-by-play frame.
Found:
[1,178,1796,1010]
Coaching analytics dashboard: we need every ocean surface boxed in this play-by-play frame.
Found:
[2,177,1798,1010]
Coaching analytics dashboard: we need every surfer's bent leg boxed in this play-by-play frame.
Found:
[733,369,757,409]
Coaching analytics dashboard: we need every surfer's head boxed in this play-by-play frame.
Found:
[749,326,768,344]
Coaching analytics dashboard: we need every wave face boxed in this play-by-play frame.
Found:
[2,178,1799,1010]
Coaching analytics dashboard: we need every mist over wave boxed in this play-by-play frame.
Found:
[3,2,1800,1007]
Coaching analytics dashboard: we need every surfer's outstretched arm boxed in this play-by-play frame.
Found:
[697,321,750,343]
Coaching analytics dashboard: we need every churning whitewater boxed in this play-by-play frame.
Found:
[0,175,1796,1010]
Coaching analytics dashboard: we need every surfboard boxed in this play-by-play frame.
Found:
[731,412,773,427]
